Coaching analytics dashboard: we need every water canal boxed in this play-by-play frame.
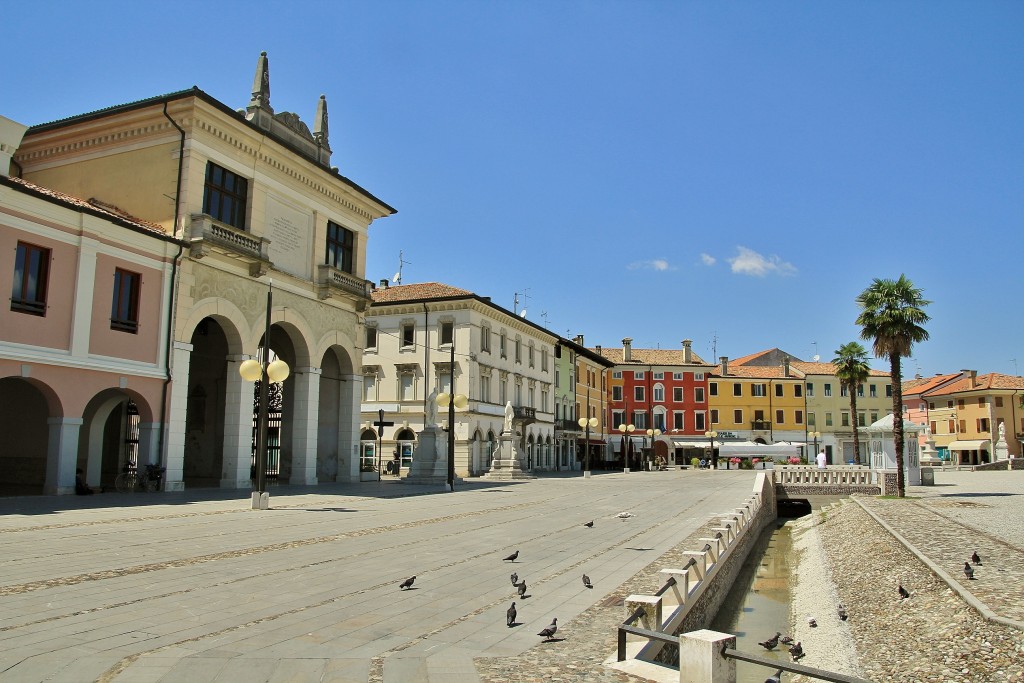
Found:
[709,502,809,682]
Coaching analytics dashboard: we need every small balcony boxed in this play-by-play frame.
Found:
[188,214,271,276]
[514,406,537,426]
[554,419,579,432]
[751,420,772,430]
[317,264,373,311]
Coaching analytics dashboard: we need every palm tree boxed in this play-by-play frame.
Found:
[832,342,871,465]
[855,275,930,497]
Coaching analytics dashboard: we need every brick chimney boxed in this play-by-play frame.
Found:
[379,279,389,289]
[682,339,692,364]
[573,334,584,346]
[720,356,729,376]
[622,338,633,362]
[595,344,602,356]
[962,369,977,388]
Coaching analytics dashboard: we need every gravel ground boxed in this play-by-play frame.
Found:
[789,499,1024,683]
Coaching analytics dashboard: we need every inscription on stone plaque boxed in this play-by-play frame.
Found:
[265,195,312,279]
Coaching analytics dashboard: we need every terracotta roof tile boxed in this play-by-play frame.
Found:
[902,373,961,396]
[925,372,1024,396]
[729,348,784,366]
[711,365,800,379]
[370,282,474,304]
[790,361,889,377]
[4,176,168,236]
[593,347,711,366]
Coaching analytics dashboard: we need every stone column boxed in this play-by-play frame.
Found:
[45,417,82,495]
[337,372,362,482]
[288,366,321,485]
[163,341,192,491]
[222,355,257,488]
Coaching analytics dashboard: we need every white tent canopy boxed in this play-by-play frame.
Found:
[717,442,803,459]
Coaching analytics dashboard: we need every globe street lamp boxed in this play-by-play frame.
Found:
[435,339,467,492]
[618,423,635,472]
[645,428,662,470]
[238,283,289,509]
[578,415,599,478]
[704,430,718,470]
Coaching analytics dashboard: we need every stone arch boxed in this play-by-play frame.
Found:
[179,298,248,355]
[0,377,60,494]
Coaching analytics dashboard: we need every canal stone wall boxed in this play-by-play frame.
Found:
[646,472,776,666]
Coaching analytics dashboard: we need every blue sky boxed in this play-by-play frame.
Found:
[5,1,1022,377]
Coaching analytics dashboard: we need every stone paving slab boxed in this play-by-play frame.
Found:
[0,471,754,682]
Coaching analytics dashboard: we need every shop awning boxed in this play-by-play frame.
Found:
[948,440,990,451]
[671,440,713,448]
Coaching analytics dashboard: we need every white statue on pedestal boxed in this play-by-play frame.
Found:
[503,401,514,435]
[426,388,439,427]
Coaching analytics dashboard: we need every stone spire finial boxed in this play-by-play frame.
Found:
[248,51,273,114]
[313,94,330,151]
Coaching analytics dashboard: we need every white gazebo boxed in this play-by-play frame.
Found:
[865,413,923,490]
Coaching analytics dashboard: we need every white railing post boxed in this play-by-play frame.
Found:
[625,594,663,631]
[679,630,736,683]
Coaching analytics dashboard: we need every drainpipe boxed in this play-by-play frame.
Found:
[157,102,186,469]
[423,303,430,415]
[1013,389,1021,458]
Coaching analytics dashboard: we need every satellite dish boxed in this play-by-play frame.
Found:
[393,272,402,284]
[812,355,820,362]
[519,309,527,318]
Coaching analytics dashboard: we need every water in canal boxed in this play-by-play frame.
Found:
[709,518,799,682]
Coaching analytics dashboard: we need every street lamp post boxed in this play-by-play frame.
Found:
[618,423,635,472]
[810,431,821,464]
[704,430,718,470]
[646,428,662,470]
[436,339,467,492]
[578,415,599,478]
[238,283,290,510]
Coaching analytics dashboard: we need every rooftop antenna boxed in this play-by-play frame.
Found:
[541,311,549,328]
[811,341,819,362]
[1012,359,1019,376]
[393,250,411,285]
[711,332,718,360]
[514,289,531,317]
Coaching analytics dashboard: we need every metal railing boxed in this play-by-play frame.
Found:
[617,575,677,662]
[722,646,871,683]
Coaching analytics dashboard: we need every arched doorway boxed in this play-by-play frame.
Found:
[318,345,357,482]
[359,428,377,475]
[0,377,54,495]
[183,318,230,488]
[396,428,416,470]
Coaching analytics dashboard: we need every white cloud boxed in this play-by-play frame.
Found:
[700,253,716,266]
[727,246,797,277]
[628,259,674,272]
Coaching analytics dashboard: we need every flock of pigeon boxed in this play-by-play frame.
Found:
[896,550,982,602]
[399,517,607,645]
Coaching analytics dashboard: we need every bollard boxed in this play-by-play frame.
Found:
[679,630,735,683]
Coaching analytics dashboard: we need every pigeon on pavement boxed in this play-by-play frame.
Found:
[972,551,982,565]
[963,562,975,580]
[765,669,783,683]
[538,618,558,641]
[837,604,848,621]
[582,574,593,589]
[583,520,594,528]
[503,550,519,562]
[506,601,516,627]
[779,634,794,645]
[806,616,817,628]
[616,511,634,520]
[510,572,518,586]
[399,576,416,590]
[516,580,527,598]
[758,632,780,650]
[898,584,910,600]
[789,641,804,661]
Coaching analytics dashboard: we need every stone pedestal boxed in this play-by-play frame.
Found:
[482,433,534,480]
[404,427,449,485]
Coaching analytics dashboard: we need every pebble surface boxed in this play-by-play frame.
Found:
[792,470,1024,683]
